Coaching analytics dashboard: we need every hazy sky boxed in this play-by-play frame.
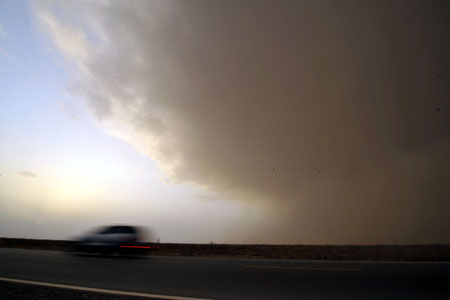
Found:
[1,0,449,244]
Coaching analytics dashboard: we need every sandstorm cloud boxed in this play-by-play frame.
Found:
[36,0,450,244]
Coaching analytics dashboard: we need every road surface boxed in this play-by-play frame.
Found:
[0,248,449,299]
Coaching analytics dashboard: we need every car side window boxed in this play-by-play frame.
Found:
[116,226,135,234]
[98,226,136,234]
[99,227,114,234]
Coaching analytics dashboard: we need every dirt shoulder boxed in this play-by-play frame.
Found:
[0,281,155,300]
[1,238,449,261]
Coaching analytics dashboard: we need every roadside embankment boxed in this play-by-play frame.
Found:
[1,238,449,261]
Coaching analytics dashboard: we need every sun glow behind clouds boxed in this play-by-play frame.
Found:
[45,156,125,213]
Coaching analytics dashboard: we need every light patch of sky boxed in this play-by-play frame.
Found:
[0,0,245,243]
[0,22,7,37]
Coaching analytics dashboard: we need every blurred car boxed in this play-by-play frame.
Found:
[73,225,149,255]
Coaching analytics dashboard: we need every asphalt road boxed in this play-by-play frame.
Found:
[0,248,449,299]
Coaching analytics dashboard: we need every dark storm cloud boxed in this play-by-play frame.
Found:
[18,170,37,178]
[40,0,450,243]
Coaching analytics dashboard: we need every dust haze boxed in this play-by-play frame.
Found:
[36,0,450,244]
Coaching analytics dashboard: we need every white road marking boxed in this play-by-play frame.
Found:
[244,265,362,271]
[0,277,212,300]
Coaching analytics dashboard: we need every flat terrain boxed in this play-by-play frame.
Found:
[1,238,450,261]
[1,248,449,299]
